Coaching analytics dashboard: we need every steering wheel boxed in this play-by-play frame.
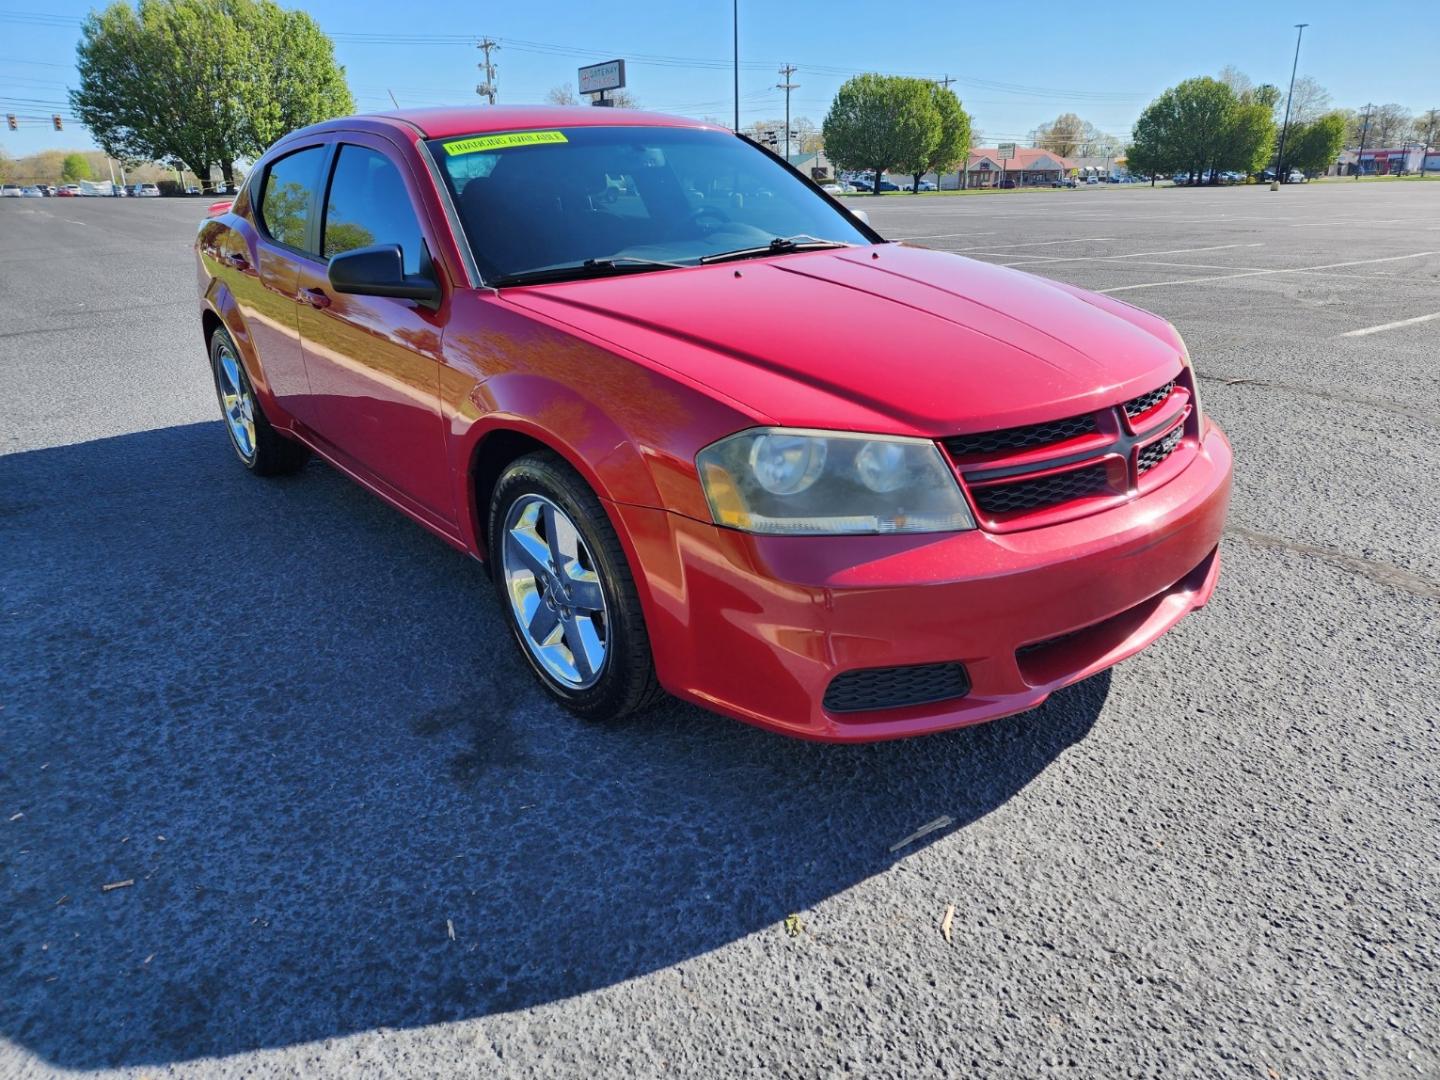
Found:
[688,206,730,232]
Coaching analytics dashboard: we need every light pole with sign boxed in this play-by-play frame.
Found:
[997,142,1016,189]
[578,59,626,107]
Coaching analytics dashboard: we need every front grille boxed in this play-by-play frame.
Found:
[971,464,1110,516]
[1124,380,1175,418]
[823,661,971,714]
[943,413,1096,457]
[1138,424,1184,473]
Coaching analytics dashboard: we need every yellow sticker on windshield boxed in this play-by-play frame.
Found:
[442,130,568,155]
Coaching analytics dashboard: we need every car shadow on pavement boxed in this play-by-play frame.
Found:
[0,422,1107,1070]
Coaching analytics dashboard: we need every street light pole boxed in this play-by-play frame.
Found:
[733,0,739,132]
[1273,22,1308,188]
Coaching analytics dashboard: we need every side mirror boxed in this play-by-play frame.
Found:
[850,208,870,226]
[328,244,441,308]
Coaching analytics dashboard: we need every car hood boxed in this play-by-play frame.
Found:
[500,243,1185,437]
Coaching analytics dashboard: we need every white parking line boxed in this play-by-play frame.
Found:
[995,242,1263,266]
[1286,218,1406,227]
[1099,250,1439,293]
[948,236,1117,252]
[1340,311,1440,338]
[891,230,997,240]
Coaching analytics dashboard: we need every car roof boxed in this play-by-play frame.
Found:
[280,105,722,146]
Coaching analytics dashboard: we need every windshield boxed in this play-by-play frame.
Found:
[427,125,873,284]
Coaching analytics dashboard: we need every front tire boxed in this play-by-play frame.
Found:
[488,452,663,721]
[208,326,309,476]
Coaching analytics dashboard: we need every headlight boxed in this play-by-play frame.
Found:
[696,428,976,535]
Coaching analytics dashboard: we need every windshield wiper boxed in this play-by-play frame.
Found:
[489,257,689,288]
[698,235,850,265]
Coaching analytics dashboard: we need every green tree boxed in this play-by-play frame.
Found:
[822,74,938,195]
[1129,77,1270,185]
[61,153,92,181]
[71,0,352,187]
[1248,83,1283,115]
[915,84,969,192]
[1285,111,1347,177]
[234,1,353,154]
[1220,98,1277,176]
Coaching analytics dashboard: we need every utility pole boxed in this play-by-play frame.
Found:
[776,64,798,161]
[732,0,739,131]
[1354,103,1374,178]
[1273,22,1308,188]
[1420,108,1438,178]
[476,38,498,105]
[936,74,956,90]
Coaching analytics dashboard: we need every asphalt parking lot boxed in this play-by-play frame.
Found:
[2,182,1437,1078]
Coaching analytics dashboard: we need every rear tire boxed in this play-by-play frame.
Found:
[208,326,309,476]
[488,451,663,721]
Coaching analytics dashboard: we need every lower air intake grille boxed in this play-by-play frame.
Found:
[971,464,1110,515]
[944,413,1097,456]
[1138,425,1184,473]
[823,661,971,714]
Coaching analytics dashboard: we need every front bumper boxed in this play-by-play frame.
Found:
[615,425,1232,742]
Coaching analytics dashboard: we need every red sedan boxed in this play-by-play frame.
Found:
[195,106,1231,741]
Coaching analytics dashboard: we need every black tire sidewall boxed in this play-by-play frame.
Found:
[208,328,258,469]
[488,455,651,719]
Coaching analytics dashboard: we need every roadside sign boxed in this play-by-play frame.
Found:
[578,60,626,96]
[997,142,1016,161]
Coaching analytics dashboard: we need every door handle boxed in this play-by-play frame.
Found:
[302,287,332,309]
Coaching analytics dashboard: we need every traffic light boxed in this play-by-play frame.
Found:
[6,114,15,131]
[52,114,62,131]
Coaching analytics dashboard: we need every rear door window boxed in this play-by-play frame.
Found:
[258,146,326,252]
[321,145,426,275]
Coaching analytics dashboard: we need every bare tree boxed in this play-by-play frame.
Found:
[1218,65,1253,96]
[792,116,822,153]
[1033,112,1087,157]
[1367,103,1414,145]
[1286,77,1332,126]
[596,88,640,109]
[1080,125,1122,158]
[547,83,638,109]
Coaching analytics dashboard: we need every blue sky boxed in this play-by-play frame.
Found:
[2,0,1436,159]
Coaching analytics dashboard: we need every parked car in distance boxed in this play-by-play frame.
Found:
[55,184,79,197]
[197,105,1230,741]
[0,184,21,197]
[1052,177,1078,188]
[915,180,936,192]
[20,185,44,197]
[819,181,848,195]
[137,183,161,197]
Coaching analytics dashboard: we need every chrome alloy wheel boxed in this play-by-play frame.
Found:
[215,342,257,461]
[501,495,609,689]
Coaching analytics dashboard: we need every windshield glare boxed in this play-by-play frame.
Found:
[428,126,872,283]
